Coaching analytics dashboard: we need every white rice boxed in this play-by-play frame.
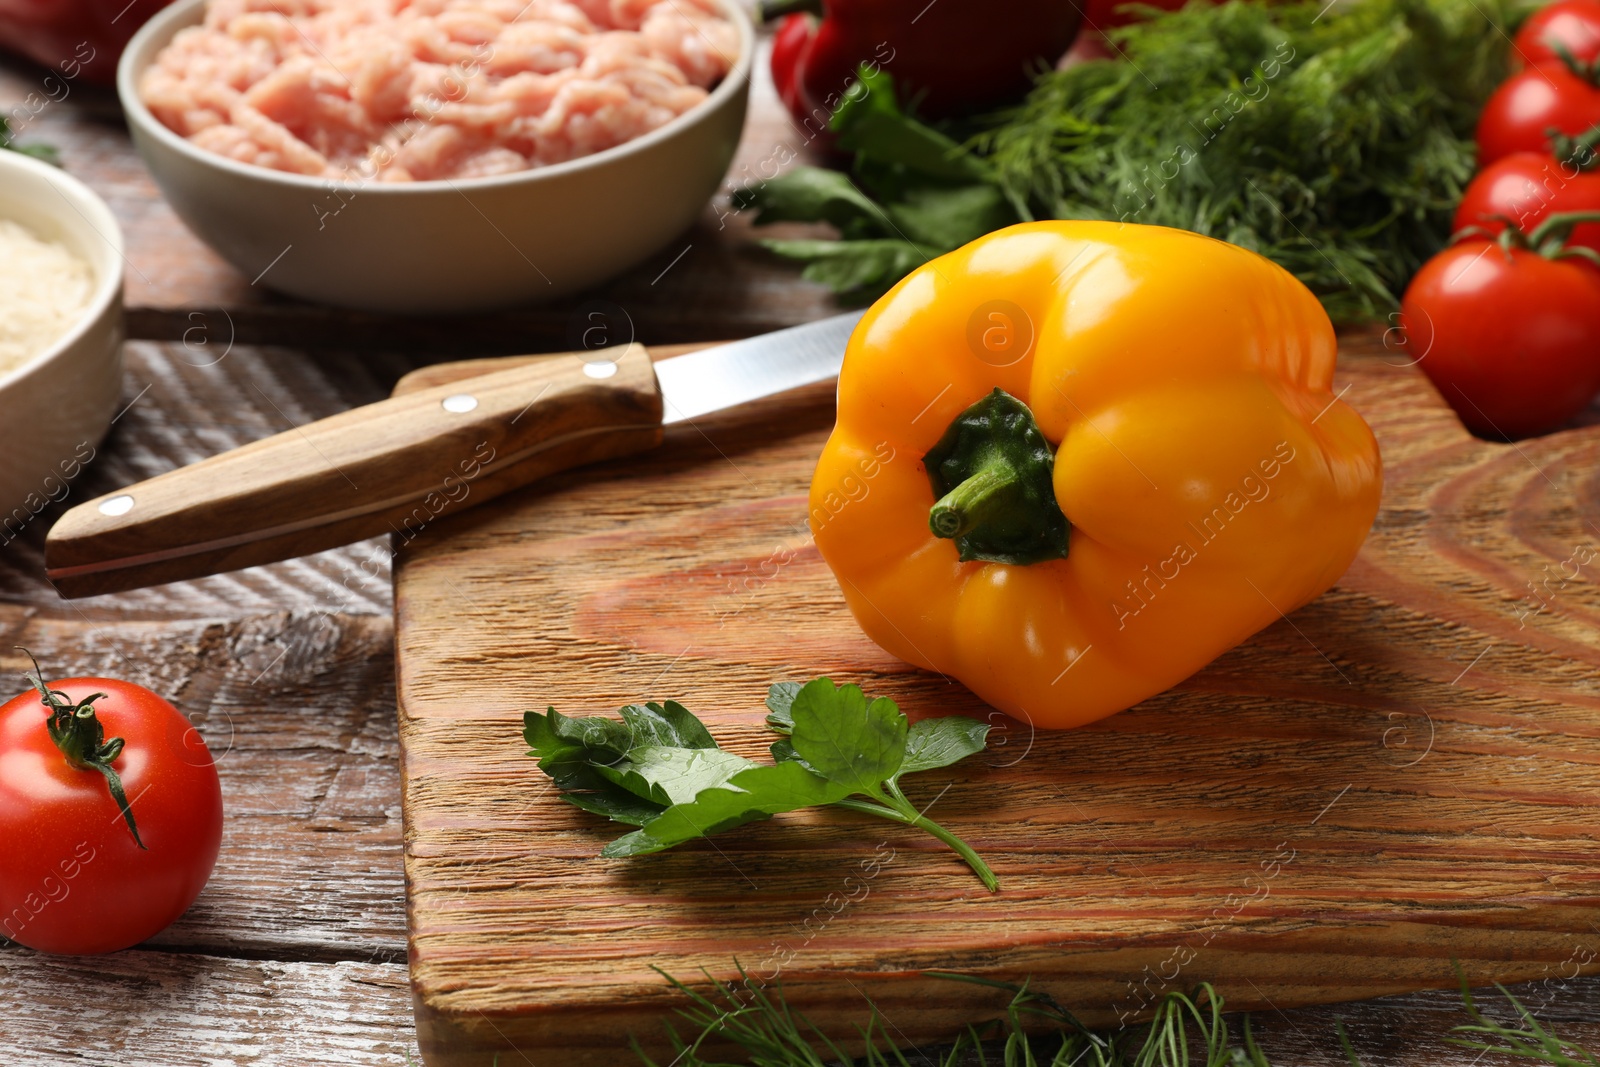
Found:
[0,219,94,376]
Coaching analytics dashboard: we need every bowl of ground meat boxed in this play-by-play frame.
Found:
[118,0,752,313]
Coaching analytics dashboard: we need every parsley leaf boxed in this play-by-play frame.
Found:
[524,706,635,792]
[733,167,889,238]
[900,717,992,776]
[595,747,757,806]
[524,678,998,889]
[764,682,802,726]
[767,683,990,776]
[563,791,664,828]
[602,761,852,857]
[760,237,941,299]
[788,678,905,794]
[618,700,718,749]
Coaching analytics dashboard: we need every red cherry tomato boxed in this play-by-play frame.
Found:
[1514,0,1600,70]
[1454,148,1600,251]
[0,670,223,954]
[768,0,1080,124]
[1476,65,1600,166]
[1401,230,1600,439]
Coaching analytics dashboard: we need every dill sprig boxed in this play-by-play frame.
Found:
[1449,969,1600,1066]
[636,966,1600,1067]
[636,968,1271,1067]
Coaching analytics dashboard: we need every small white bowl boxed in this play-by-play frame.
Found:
[117,0,753,314]
[0,151,124,538]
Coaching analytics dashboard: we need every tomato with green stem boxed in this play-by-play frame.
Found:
[1455,125,1600,252]
[1476,55,1600,166]
[1514,0,1600,71]
[1400,212,1600,440]
[0,653,223,954]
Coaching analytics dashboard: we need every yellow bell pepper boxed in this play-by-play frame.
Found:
[809,221,1382,729]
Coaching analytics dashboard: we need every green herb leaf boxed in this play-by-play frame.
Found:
[788,678,906,795]
[770,686,989,778]
[764,683,801,731]
[563,791,664,827]
[642,962,1600,1067]
[619,700,718,750]
[887,184,1016,251]
[768,737,802,766]
[765,682,807,765]
[603,761,853,856]
[899,717,992,777]
[832,66,992,185]
[527,680,998,888]
[761,238,940,298]
[595,746,758,806]
[523,707,634,792]
[735,166,893,238]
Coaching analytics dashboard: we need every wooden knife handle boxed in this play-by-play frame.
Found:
[45,343,664,598]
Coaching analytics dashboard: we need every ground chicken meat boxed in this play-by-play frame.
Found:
[141,0,737,181]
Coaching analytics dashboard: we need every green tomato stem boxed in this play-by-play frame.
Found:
[18,647,145,849]
[1519,210,1600,256]
[85,761,144,849]
[833,788,1000,892]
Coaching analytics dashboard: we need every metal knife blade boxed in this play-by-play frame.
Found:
[653,310,863,425]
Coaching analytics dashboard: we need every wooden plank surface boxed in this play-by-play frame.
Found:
[393,337,1600,1066]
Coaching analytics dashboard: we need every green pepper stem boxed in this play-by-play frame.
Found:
[929,460,1021,541]
[922,389,1069,565]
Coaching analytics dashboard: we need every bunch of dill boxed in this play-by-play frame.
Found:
[741,0,1516,322]
[982,0,1513,319]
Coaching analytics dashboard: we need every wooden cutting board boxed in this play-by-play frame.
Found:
[392,336,1600,1067]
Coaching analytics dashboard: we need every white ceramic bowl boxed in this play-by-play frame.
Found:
[0,151,124,539]
[117,0,753,314]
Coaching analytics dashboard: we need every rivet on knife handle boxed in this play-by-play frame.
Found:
[44,344,664,598]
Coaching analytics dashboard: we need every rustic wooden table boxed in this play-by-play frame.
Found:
[1,38,1597,1067]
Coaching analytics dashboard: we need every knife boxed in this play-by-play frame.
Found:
[45,312,864,599]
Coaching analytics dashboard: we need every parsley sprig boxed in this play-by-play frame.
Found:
[524,678,998,890]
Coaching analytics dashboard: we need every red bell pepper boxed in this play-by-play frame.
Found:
[766,0,1081,131]
[0,0,173,86]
